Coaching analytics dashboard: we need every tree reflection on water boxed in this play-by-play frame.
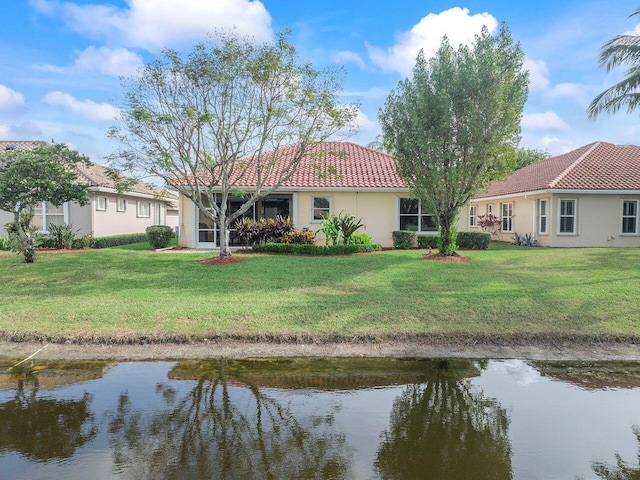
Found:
[107,358,352,479]
[590,426,640,480]
[375,360,512,480]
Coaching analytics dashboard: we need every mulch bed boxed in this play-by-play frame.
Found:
[195,256,248,266]
[421,253,470,262]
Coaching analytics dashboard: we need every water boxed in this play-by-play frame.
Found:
[1,357,639,479]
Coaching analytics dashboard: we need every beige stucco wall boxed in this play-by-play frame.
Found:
[179,189,411,248]
[464,192,640,247]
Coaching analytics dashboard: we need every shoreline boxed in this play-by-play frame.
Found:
[1,339,639,362]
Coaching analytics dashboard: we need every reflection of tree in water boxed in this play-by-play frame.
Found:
[375,360,512,480]
[590,426,640,480]
[0,375,96,461]
[107,359,351,479]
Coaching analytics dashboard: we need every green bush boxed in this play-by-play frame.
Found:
[48,224,77,249]
[72,234,95,249]
[348,232,372,245]
[392,230,417,249]
[146,225,174,249]
[0,236,11,251]
[38,235,56,249]
[417,235,440,249]
[93,233,149,248]
[457,231,491,250]
[282,230,316,245]
[252,243,382,255]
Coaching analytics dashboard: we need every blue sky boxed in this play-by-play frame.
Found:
[1,0,640,165]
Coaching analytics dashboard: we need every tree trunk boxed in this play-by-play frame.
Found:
[438,212,458,256]
[13,211,36,263]
[218,217,232,258]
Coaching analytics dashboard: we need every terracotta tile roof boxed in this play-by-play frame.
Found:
[185,141,407,189]
[477,142,640,198]
[1,139,167,198]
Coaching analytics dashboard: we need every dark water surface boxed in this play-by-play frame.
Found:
[1,357,640,479]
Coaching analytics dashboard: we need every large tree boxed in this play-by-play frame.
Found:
[379,24,528,255]
[110,30,357,257]
[0,143,90,263]
[588,7,640,118]
[515,147,549,170]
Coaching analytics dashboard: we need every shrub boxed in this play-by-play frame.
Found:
[234,216,293,244]
[48,223,77,250]
[93,233,149,248]
[348,232,372,245]
[0,236,11,250]
[317,214,341,245]
[392,230,417,249]
[146,225,174,249]
[417,235,440,249]
[73,234,95,249]
[511,232,538,247]
[38,235,57,249]
[252,243,382,255]
[457,231,491,250]
[282,230,315,245]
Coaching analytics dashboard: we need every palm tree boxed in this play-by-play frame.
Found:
[588,7,640,118]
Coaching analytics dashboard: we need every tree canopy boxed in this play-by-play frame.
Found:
[379,24,528,255]
[110,30,357,257]
[515,148,549,170]
[588,7,640,118]
[0,143,90,263]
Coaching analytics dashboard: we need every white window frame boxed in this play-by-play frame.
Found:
[538,199,548,235]
[500,202,514,232]
[117,198,127,212]
[96,196,108,211]
[469,205,477,228]
[137,201,151,218]
[398,198,438,232]
[558,199,577,235]
[311,196,331,222]
[33,201,69,233]
[621,199,638,235]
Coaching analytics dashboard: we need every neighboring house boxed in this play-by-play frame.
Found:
[458,142,640,247]
[178,141,433,248]
[0,141,178,237]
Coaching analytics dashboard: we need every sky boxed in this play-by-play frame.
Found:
[2,0,640,166]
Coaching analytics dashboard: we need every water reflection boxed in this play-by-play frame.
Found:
[0,357,639,480]
[375,361,511,480]
[107,358,352,479]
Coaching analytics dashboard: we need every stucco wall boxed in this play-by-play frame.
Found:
[0,210,12,236]
[89,192,171,237]
[465,192,640,247]
[179,190,409,248]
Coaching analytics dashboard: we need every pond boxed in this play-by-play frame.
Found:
[1,357,640,479]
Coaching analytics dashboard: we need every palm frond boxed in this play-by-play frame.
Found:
[599,35,640,71]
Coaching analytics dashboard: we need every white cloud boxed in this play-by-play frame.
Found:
[523,58,550,91]
[521,111,571,131]
[353,108,377,131]
[43,91,120,122]
[367,7,498,77]
[32,0,273,52]
[340,87,388,99]
[0,120,42,139]
[0,84,26,112]
[332,50,365,69]
[75,46,144,77]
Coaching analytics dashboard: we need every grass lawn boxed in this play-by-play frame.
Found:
[1,242,639,342]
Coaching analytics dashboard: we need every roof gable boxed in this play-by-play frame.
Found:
[477,142,640,198]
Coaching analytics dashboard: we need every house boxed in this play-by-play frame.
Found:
[0,140,178,237]
[458,142,640,247]
[178,141,431,248]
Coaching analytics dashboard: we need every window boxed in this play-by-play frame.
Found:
[399,198,437,232]
[137,201,151,218]
[312,197,331,221]
[501,202,514,232]
[469,205,477,227]
[96,196,107,211]
[487,204,494,216]
[538,199,548,234]
[117,198,127,212]
[33,202,67,233]
[622,200,638,234]
[559,199,576,234]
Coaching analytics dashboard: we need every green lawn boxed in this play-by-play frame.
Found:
[1,243,639,342]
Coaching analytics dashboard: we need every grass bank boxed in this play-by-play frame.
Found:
[1,243,639,344]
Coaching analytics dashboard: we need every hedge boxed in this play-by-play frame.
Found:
[146,225,174,249]
[456,231,491,250]
[392,231,417,249]
[252,243,382,255]
[93,233,149,248]
[417,235,439,249]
